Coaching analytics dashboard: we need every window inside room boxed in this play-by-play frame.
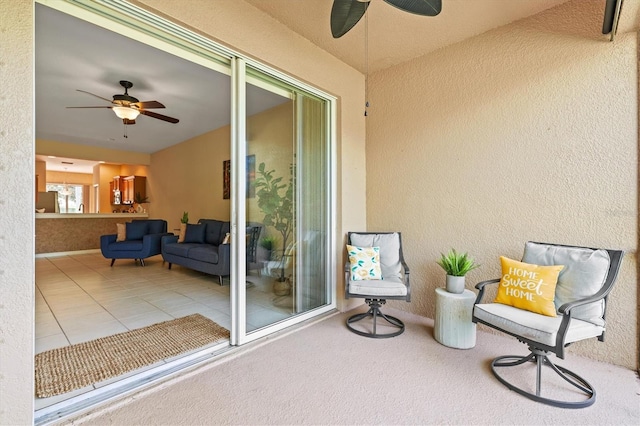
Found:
[45,183,83,213]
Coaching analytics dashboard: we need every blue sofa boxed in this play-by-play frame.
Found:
[100,219,170,266]
[161,219,231,284]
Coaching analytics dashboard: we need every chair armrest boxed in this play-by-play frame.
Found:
[142,232,172,253]
[474,278,500,305]
[557,286,610,315]
[100,234,117,246]
[400,260,410,274]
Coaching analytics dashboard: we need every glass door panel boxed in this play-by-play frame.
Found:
[241,65,332,334]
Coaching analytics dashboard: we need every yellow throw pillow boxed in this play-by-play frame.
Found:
[116,223,126,242]
[494,256,564,317]
[347,245,382,281]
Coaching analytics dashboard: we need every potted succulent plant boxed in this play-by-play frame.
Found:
[436,249,480,294]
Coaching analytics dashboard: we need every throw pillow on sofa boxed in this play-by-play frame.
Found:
[182,223,206,244]
[125,221,149,241]
[116,223,126,242]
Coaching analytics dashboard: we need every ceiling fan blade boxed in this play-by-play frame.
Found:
[66,106,114,109]
[331,0,368,38]
[139,109,179,124]
[76,89,114,103]
[383,0,441,16]
[132,100,165,109]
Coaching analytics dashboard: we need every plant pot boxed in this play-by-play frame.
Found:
[446,275,465,294]
[273,277,291,296]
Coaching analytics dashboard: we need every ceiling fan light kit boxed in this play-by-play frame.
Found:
[112,106,140,121]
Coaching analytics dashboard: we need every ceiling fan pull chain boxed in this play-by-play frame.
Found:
[364,7,369,117]
[123,122,128,139]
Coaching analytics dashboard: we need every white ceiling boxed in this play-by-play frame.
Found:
[37,0,633,174]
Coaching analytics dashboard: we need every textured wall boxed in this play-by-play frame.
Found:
[366,1,638,369]
[0,1,34,424]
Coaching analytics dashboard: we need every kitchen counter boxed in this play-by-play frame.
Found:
[36,213,148,219]
[36,213,149,254]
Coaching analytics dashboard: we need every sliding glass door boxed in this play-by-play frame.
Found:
[230,64,334,342]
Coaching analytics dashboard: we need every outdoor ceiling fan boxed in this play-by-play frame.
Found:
[67,80,179,125]
[331,0,442,38]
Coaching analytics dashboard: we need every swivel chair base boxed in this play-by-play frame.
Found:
[491,347,595,409]
[346,299,405,338]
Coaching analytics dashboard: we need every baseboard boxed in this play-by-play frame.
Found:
[36,249,101,258]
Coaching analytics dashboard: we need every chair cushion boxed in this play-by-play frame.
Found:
[494,256,564,317]
[350,233,402,280]
[474,303,605,347]
[522,242,610,326]
[182,223,206,244]
[347,245,382,280]
[143,219,166,234]
[108,240,143,251]
[348,276,407,297]
[125,221,148,241]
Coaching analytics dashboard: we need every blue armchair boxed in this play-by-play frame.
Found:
[100,219,170,266]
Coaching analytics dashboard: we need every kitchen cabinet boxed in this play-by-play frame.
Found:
[121,176,146,205]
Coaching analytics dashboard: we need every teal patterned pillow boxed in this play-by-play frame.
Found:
[347,245,382,281]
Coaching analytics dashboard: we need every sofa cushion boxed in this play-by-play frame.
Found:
[182,223,206,244]
[126,221,148,241]
[163,242,194,257]
[108,240,143,251]
[200,219,221,245]
[188,245,220,264]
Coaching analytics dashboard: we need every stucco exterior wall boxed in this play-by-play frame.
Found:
[0,1,35,424]
[366,1,638,369]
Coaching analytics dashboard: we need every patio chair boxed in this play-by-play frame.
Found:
[472,241,624,408]
[345,232,410,338]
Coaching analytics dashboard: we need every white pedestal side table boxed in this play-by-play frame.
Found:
[434,287,476,349]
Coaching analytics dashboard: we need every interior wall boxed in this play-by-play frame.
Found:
[366,1,638,369]
[150,102,293,232]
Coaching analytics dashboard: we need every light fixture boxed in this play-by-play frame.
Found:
[112,106,140,121]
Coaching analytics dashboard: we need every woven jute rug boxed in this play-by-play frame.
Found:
[35,314,229,398]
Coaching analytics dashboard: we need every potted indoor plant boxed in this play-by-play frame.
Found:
[436,249,480,294]
[134,192,149,213]
[254,162,294,283]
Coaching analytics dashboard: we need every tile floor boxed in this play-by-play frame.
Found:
[35,252,295,410]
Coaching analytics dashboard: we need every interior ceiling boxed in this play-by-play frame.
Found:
[38,0,628,174]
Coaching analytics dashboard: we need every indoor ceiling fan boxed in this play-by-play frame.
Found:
[67,80,179,125]
[331,0,442,38]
